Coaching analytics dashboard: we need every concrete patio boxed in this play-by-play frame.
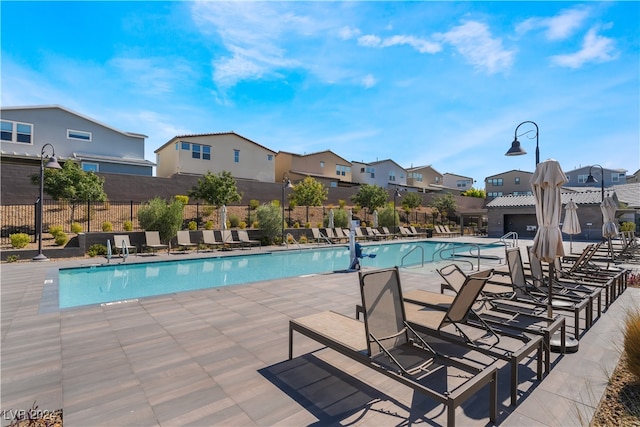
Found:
[1,237,638,426]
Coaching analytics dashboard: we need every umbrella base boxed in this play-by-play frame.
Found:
[550,331,579,353]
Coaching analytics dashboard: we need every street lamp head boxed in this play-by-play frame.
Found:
[45,156,62,169]
[585,174,597,184]
[283,179,293,189]
[505,138,527,157]
[395,188,401,198]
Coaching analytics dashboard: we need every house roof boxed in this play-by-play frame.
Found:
[406,164,442,175]
[73,152,156,167]
[0,105,148,139]
[278,149,351,165]
[485,169,533,179]
[155,131,276,154]
[443,172,474,180]
[486,190,613,208]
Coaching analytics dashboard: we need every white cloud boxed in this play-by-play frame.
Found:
[339,26,360,40]
[361,74,376,88]
[357,34,441,54]
[551,27,617,68]
[109,57,194,96]
[516,6,591,41]
[437,21,514,74]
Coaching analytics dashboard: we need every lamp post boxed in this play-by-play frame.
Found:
[585,164,604,202]
[281,173,293,245]
[393,187,401,233]
[33,143,62,261]
[505,120,540,165]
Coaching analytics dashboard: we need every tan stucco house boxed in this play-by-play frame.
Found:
[275,150,353,187]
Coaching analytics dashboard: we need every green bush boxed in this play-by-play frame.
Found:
[174,195,189,205]
[123,220,133,231]
[377,205,400,228]
[624,307,640,380]
[188,221,197,231]
[71,222,83,233]
[6,255,20,263]
[137,197,184,243]
[227,214,239,228]
[305,222,311,228]
[87,243,108,257]
[293,222,300,228]
[54,233,68,246]
[256,203,282,244]
[299,235,308,244]
[239,221,247,229]
[249,199,260,210]
[204,220,214,230]
[9,233,30,249]
[202,205,215,217]
[252,221,260,228]
[620,222,636,232]
[48,225,64,237]
[102,221,113,232]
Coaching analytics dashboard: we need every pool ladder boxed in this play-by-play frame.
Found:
[285,233,303,251]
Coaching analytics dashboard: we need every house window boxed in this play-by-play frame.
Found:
[578,174,588,184]
[611,173,624,182]
[203,145,211,160]
[192,143,201,159]
[389,171,396,181]
[82,162,99,172]
[456,180,468,188]
[181,141,190,150]
[175,143,179,150]
[67,129,92,141]
[1,120,33,144]
[411,173,423,182]
[267,154,273,161]
[234,150,240,163]
[487,191,503,197]
[336,165,348,176]
[487,178,503,186]
[435,177,440,183]
[320,161,325,168]
[515,177,520,184]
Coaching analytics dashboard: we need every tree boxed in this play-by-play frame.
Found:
[290,177,328,223]
[377,204,399,228]
[256,203,282,245]
[137,197,184,243]
[188,171,243,208]
[461,187,486,198]
[30,160,107,224]
[429,193,457,224]
[350,184,387,220]
[401,192,422,224]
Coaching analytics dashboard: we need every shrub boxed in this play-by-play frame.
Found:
[71,222,83,233]
[252,221,260,228]
[204,220,214,230]
[305,222,311,228]
[287,234,295,244]
[620,222,636,232]
[138,197,184,243]
[6,255,20,263]
[174,195,189,205]
[239,221,247,229]
[361,221,367,227]
[188,221,197,231]
[102,221,113,232]
[293,222,300,228]
[624,307,640,380]
[9,233,30,249]
[229,214,240,228]
[299,235,308,244]
[249,199,260,210]
[202,205,215,217]
[87,243,108,257]
[256,203,282,244]
[338,199,347,209]
[48,225,64,237]
[123,220,133,231]
[54,233,68,246]
[316,222,322,228]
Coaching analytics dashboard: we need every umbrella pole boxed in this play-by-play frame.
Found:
[547,262,555,318]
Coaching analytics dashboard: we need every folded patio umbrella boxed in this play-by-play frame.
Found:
[601,196,618,261]
[562,199,581,253]
[220,205,227,230]
[328,208,334,229]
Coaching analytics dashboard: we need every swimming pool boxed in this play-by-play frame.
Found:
[58,240,495,308]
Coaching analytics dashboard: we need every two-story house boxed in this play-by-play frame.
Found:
[275,150,353,187]
[351,159,407,189]
[442,173,474,191]
[155,132,276,182]
[564,166,628,188]
[405,165,444,192]
[0,105,154,175]
[485,170,534,201]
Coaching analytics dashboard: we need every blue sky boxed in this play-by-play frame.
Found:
[2,1,639,184]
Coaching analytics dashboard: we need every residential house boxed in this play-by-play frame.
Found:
[275,150,353,187]
[351,159,407,189]
[406,165,444,192]
[564,166,628,188]
[442,173,475,191]
[0,105,154,175]
[155,132,276,182]
[485,170,534,201]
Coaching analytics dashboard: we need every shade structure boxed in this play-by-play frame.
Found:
[373,210,379,227]
[220,205,227,230]
[601,196,618,260]
[561,199,581,253]
[328,209,334,229]
[530,159,567,318]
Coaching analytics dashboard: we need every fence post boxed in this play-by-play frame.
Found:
[87,200,91,233]
[130,201,133,224]
[33,200,39,243]
[196,203,200,229]
[247,204,250,227]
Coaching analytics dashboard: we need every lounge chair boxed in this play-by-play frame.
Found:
[290,285,498,427]
[413,263,566,375]
[201,230,221,251]
[353,227,370,241]
[399,227,418,239]
[220,229,243,249]
[143,231,169,254]
[113,234,137,257]
[333,227,349,243]
[310,228,332,244]
[237,230,261,248]
[443,225,459,237]
[323,227,342,244]
[175,230,198,252]
[359,267,543,407]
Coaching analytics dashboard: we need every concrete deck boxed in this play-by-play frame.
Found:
[1,237,638,426]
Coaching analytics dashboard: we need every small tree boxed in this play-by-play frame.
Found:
[401,192,422,224]
[290,177,328,223]
[137,197,184,243]
[188,171,243,208]
[461,187,486,198]
[350,184,388,220]
[429,193,457,224]
[256,203,282,244]
[377,204,399,228]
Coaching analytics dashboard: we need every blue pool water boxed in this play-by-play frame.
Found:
[58,241,495,308]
